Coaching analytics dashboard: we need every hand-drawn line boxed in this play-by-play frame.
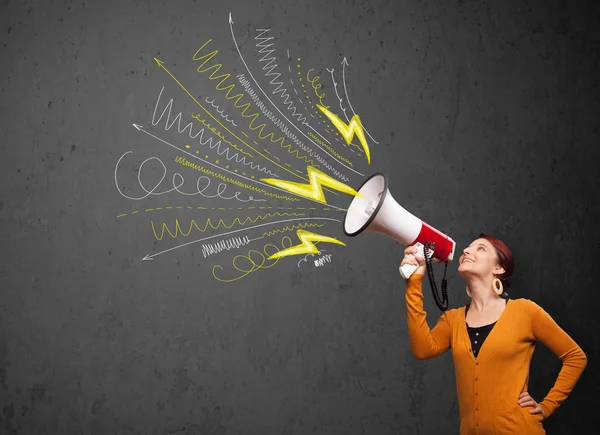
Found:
[235,74,322,169]
[305,131,354,166]
[254,29,311,127]
[202,235,263,258]
[341,57,379,144]
[174,155,297,201]
[132,122,348,208]
[293,58,340,138]
[142,217,341,261]
[229,15,363,179]
[308,129,363,156]
[188,113,295,173]
[262,222,325,237]
[327,67,350,122]
[151,212,305,240]
[314,253,333,267]
[153,58,319,186]
[212,235,294,282]
[153,86,252,157]
[117,206,343,219]
[151,87,276,177]
[204,97,237,126]
[188,37,352,184]
[297,249,326,267]
[306,68,329,108]
[114,151,262,203]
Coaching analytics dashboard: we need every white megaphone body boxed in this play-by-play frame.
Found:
[343,173,456,279]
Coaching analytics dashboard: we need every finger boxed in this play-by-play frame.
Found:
[518,394,532,404]
[519,392,530,398]
[519,399,536,407]
[529,407,542,415]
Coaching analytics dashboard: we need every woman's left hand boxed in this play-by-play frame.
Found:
[518,392,547,419]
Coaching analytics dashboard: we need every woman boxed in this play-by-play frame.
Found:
[400,234,587,434]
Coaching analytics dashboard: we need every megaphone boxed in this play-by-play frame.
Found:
[343,173,456,280]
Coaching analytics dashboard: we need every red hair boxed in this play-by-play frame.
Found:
[478,233,514,288]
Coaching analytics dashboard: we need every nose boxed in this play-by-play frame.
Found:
[463,247,471,255]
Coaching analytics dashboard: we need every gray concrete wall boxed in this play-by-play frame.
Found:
[0,0,598,433]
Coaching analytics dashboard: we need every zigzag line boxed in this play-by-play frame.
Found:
[191,43,313,161]
[202,235,252,258]
[254,29,309,125]
[262,222,325,237]
[191,40,349,183]
[152,87,276,176]
[237,73,349,182]
[174,156,298,201]
[205,97,238,126]
[306,131,353,167]
[151,211,303,240]
[235,73,318,167]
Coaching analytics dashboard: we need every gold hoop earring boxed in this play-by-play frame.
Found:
[466,285,472,297]
[493,278,503,296]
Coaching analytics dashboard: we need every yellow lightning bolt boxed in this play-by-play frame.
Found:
[317,104,371,164]
[260,166,361,204]
[268,229,346,260]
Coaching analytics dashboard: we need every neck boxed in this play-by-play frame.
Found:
[467,277,502,311]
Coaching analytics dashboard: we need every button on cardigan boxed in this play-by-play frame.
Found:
[405,274,587,435]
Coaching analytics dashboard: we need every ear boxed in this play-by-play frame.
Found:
[494,265,506,275]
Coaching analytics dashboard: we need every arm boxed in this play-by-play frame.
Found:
[405,273,452,360]
[529,301,587,418]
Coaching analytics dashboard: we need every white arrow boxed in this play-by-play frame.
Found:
[341,57,379,144]
[228,12,364,178]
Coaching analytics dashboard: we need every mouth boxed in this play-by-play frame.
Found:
[462,258,474,264]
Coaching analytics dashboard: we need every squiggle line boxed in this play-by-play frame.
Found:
[211,236,293,282]
[151,212,304,240]
[297,249,326,267]
[204,97,237,126]
[192,42,312,154]
[174,156,298,201]
[227,21,363,178]
[142,217,341,261]
[237,73,351,182]
[254,29,309,125]
[306,68,328,108]
[202,235,260,258]
[314,254,333,267]
[262,222,324,237]
[306,131,354,166]
[235,73,321,167]
[114,151,261,203]
[190,39,339,177]
[152,87,276,176]
[117,206,339,219]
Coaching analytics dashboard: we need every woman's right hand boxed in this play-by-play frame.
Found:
[400,245,427,276]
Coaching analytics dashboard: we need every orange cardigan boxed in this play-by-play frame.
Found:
[405,274,587,435]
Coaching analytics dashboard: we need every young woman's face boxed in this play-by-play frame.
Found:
[458,238,504,278]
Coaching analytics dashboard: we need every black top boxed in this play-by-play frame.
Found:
[465,299,508,358]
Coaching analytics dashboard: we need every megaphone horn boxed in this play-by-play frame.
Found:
[343,173,456,279]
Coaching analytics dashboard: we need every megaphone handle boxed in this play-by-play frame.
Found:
[399,243,425,279]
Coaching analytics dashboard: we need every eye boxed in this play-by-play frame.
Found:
[478,246,484,251]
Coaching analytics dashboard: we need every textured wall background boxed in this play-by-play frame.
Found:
[1,0,598,434]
